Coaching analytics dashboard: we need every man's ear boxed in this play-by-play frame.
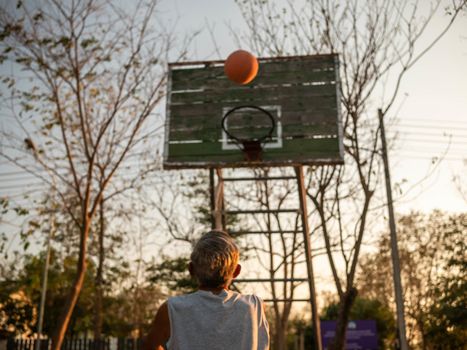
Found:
[188,262,194,277]
[233,264,241,278]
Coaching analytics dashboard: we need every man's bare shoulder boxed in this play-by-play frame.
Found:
[144,301,170,350]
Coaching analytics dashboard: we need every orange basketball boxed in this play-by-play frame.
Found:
[224,50,259,85]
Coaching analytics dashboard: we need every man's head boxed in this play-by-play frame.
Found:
[189,230,240,289]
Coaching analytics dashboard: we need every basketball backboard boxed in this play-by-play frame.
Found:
[164,54,344,169]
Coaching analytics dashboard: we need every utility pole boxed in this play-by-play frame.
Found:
[295,166,322,350]
[28,140,55,350]
[378,109,408,350]
[36,200,55,350]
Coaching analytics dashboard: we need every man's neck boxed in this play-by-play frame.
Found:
[198,285,228,295]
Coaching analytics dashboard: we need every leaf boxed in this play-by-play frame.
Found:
[0,197,9,208]
[29,221,40,229]
[15,57,32,66]
[44,122,55,130]
[33,12,43,22]
[41,37,53,46]
[13,207,29,216]
[57,36,71,48]
[81,37,98,48]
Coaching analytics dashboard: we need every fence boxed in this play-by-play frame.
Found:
[6,338,143,350]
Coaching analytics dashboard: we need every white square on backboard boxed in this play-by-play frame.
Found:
[221,105,282,150]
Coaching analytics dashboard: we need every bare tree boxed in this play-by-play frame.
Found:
[90,151,165,339]
[0,0,193,347]
[234,0,466,348]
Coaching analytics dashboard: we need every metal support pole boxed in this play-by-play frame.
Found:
[295,166,322,350]
[209,168,216,230]
[217,168,226,231]
[378,109,408,350]
[209,168,224,231]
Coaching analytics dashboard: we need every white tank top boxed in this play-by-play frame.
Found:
[166,289,269,350]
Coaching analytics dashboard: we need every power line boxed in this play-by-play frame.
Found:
[394,138,467,145]
[394,124,467,132]
[387,131,467,138]
[0,175,192,192]
[392,155,465,161]
[362,121,467,129]
[364,117,467,124]
[397,118,467,124]
[360,145,465,154]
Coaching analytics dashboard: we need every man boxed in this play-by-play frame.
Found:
[144,230,270,350]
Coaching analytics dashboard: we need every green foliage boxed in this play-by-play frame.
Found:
[425,276,467,349]
[424,217,467,349]
[17,251,97,336]
[1,248,164,338]
[0,280,35,339]
[182,172,241,229]
[0,251,93,338]
[101,283,163,338]
[146,256,197,294]
[183,175,212,227]
[285,317,316,350]
[322,297,396,349]
[357,210,467,348]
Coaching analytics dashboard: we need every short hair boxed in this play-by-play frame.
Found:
[190,230,239,288]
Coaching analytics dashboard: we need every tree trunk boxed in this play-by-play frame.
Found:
[418,316,427,350]
[273,320,287,350]
[330,287,358,350]
[94,198,105,340]
[51,221,90,350]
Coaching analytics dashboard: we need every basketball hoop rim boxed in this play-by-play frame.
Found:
[221,105,276,144]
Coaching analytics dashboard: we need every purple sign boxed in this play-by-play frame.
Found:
[321,320,378,350]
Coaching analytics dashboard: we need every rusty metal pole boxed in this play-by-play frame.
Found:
[209,168,225,231]
[295,165,322,350]
[216,168,226,231]
[209,168,216,230]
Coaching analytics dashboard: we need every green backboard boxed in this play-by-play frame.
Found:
[164,54,344,169]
